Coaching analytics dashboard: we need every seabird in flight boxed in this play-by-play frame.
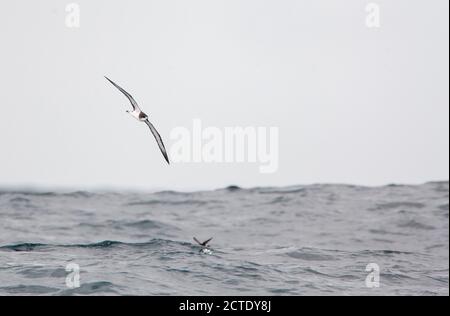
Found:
[105,76,170,164]
[193,237,213,248]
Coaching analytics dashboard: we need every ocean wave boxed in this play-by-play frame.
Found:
[354,249,418,256]
[58,281,119,296]
[78,219,180,231]
[0,239,195,252]
[262,196,293,205]
[126,199,221,207]
[285,250,335,261]
[0,190,94,198]
[0,243,47,252]
[0,285,60,295]
[373,202,426,210]
[0,191,58,197]
[224,185,242,192]
[0,181,447,295]
[9,197,31,203]
[397,219,436,230]
[255,186,306,195]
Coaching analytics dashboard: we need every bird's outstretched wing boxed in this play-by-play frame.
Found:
[105,76,141,112]
[144,119,170,164]
[203,237,213,245]
[194,237,213,246]
[193,237,202,245]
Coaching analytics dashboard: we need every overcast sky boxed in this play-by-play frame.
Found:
[0,0,448,191]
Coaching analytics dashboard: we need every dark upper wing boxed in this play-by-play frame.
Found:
[144,119,170,164]
[203,237,213,246]
[193,237,202,245]
[105,76,141,111]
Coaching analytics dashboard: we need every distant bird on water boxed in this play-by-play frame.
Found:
[193,237,213,248]
[105,76,170,164]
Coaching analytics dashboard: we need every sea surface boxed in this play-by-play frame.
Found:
[0,182,448,296]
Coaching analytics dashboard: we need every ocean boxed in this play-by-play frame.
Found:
[0,182,448,296]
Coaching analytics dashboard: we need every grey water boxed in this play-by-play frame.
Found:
[0,182,448,296]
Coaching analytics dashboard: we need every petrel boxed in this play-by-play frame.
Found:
[193,237,213,248]
[105,76,170,164]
